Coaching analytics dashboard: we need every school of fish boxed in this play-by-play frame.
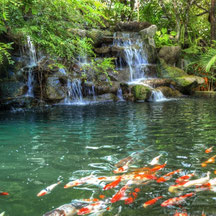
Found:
[1,146,216,215]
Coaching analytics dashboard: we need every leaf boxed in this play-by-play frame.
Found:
[206,54,216,72]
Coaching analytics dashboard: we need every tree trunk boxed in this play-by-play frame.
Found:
[210,0,216,43]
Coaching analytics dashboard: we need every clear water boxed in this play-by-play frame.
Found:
[1,98,216,215]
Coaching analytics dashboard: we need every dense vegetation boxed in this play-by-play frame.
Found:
[0,0,215,89]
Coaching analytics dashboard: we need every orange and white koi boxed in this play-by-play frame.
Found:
[169,181,189,193]
[205,146,213,153]
[43,203,77,216]
[143,196,163,208]
[161,193,194,207]
[77,200,108,215]
[113,162,129,174]
[175,172,195,184]
[201,155,216,167]
[37,181,61,197]
[157,169,181,183]
[103,177,122,190]
[149,154,162,166]
[174,210,188,216]
[111,181,132,203]
[150,163,166,172]
[64,175,98,188]
[0,192,9,196]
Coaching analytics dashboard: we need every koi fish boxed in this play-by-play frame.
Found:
[174,211,188,216]
[124,188,141,205]
[205,146,213,153]
[150,163,166,172]
[111,181,132,203]
[201,155,216,167]
[64,175,97,188]
[169,181,189,193]
[143,196,163,208]
[161,193,194,207]
[182,172,210,188]
[43,203,77,216]
[157,169,181,183]
[77,200,108,215]
[0,192,9,196]
[0,212,5,216]
[175,173,195,184]
[37,181,61,197]
[113,162,129,174]
[115,156,133,168]
[149,154,162,166]
[103,177,122,190]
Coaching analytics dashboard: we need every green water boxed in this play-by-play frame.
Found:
[1,98,216,215]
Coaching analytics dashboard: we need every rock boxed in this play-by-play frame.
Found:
[115,21,151,32]
[159,59,205,94]
[45,76,65,101]
[94,82,119,95]
[94,46,110,54]
[140,25,157,47]
[0,81,26,99]
[156,86,182,97]
[96,93,117,102]
[131,84,152,101]
[141,78,175,88]
[158,46,181,66]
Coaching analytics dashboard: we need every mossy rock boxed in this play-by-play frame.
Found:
[131,84,152,101]
[159,59,205,94]
[156,86,182,98]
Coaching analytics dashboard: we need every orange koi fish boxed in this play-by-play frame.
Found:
[169,181,189,193]
[37,181,61,197]
[157,169,181,183]
[77,201,108,215]
[143,196,163,208]
[201,155,216,167]
[111,181,132,203]
[0,192,9,196]
[161,193,195,207]
[124,188,141,205]
[150,163,166,172]
[174,211,188,216]
[103,177,122,190]
[175,173,195,184]
[149,154,162,166]
[205,146,213,153]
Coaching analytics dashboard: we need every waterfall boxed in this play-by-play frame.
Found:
[117,88,124,101]
[149,90,167,102]
[113,32,148,82]
[26,36,37,97]
[113,32,167,102]
[64,79,85,105]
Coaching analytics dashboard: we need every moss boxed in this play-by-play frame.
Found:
[131,84,151,101]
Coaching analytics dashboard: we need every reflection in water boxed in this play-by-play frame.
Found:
[0,98,216,215]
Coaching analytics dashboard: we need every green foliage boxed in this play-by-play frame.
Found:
[82,57,116,84]
[0,42,14,65]
[154,28,177,47]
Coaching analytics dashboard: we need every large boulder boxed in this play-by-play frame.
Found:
[159,59,205,94]
[139,25,157,47]
[0,81,26,99]
[158,46,181,66]
[115,21,151,32]
[96,93,117,102]
[156,86,182,98]
[131,84,152,101]
[45,76,65,101]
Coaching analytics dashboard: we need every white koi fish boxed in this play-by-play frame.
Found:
[43,204,77,216]
[37,181,61,197]
[0,212,5,216]
[149,155,162,166]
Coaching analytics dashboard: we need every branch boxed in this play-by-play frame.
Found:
[196,11,209,16]
[195,2,209,12]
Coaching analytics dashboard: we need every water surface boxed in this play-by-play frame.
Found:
[0,98,216,215]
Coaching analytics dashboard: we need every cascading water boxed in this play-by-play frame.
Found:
[64,79,84,105]
[117,88,124,101]
[113,32,167,102]
[26,36,37,97]
[113,32,149,82]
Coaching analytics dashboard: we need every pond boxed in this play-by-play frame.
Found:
[0,98,216,215]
